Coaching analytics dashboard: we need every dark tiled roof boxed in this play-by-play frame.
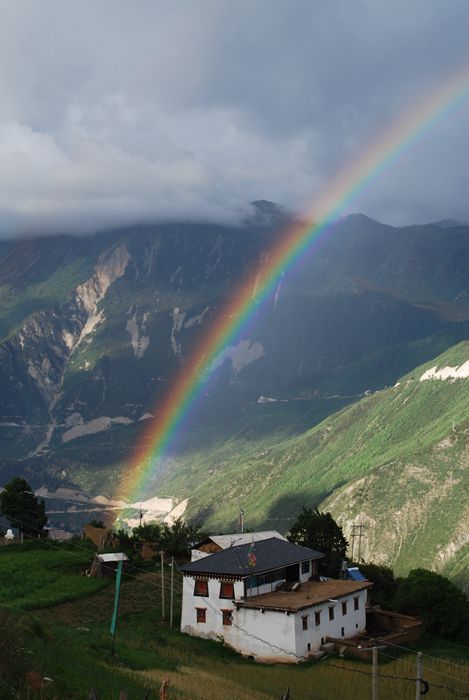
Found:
[179,537,324,578]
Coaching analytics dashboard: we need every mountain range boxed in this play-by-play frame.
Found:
[0,204,467,585]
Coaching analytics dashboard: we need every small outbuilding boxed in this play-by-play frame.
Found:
[90,552,129,577]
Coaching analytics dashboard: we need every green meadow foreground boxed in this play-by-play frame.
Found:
[1,543,469,699]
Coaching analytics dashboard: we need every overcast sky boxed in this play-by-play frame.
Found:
[0,0,468,236]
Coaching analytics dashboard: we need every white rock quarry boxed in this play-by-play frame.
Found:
[170,307,186,359]
[138,412,154,421]
[184,306,210,329]
[122,496,189,529]
[420,360,469,381]
[126,307,150,358]
[75,244,130,346]
[62,415,133,443]
[211,339,265,373]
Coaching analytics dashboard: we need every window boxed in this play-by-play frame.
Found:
[301,561,310,575]
[219,582,235,599]
[328,606,335,621]
[354,596,359,611]
[194,579,208,596]
[196,608,206,623]
[302,615,308,630]
[307,643,311,652]
[342,601,348,616]
[222,609,233,626]
[341,627,345,637]
[315,611,321,627]
[257,569,286,587]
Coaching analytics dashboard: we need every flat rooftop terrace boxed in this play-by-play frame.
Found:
[236,579,372,613]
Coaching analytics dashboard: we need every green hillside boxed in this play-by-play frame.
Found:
[158,342,469,587]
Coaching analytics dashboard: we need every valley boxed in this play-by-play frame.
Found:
[0,210,468,587]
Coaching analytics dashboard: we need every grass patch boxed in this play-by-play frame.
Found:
[1,545,468,699]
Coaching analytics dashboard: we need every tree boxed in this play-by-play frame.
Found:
[359,563,397,607]
[0,477,47,537]
[393,568,469,640]
[160,518,205,560]
[132,521,163,546]
[288,507,348,577]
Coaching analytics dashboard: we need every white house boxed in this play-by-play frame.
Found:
[180,536,372,663]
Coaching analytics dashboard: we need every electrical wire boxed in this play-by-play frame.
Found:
[2,507,469,695]
[376,648,469,694]
[373,644,469,687]
[361,633,469,674]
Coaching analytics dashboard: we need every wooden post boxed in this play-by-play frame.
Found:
[170,556,174,629]
[415,651,423,699]
[372,646,379,700]
[160,551,165,619]
[160,678,170,699]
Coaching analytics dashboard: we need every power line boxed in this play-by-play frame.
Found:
[362,633,469,674]
[2,508,469,695]
[361,635,469,684]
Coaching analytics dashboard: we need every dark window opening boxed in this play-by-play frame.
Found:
[354,596,359,611]
[342,601,347,616]
[341,626,345,637]
[301,561,310,574]
[315,611,321,626]
[194,580,208,596]
[307,643,311,652]
[302,615,308,630]
[220,582,235,599]
[196,608,206,623]
[222,609,233,626]
[329,606,335,621]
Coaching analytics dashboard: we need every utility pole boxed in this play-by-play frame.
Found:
[239,509,245,533]
[372,646,379,700]
[170,556,174,629]
[139,509,143,528]
[110,561,123,656]
[160,551,165,619]
[350,524,367,562]
[415,651,423,699]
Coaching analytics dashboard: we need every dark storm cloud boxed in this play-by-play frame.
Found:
[0,0,467,236]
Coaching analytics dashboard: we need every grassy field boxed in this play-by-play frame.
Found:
[1,542,469,699]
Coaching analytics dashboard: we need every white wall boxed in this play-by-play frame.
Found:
[293,588,368,657]
[226,607,298,663]
[180,576,244,638]
[181,575,368,662]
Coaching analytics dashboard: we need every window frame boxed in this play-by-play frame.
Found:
[196,607,206,623]
[328,605,335,621]
[219,581,235,599]
[301,560,310,575]
[354,596,359,611]
[342,601,348,616]
[194,579,209,597]
[315,611,321,627]
[222,609,233,626]
[302,615,308,631]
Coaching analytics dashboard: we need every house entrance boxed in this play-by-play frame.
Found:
[286,564,300,582]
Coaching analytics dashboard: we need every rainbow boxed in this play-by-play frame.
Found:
[116,64,469,513]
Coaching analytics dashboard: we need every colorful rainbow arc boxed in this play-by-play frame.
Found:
[116,64,469,513]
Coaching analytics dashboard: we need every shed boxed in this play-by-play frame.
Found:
[90,552,129,577]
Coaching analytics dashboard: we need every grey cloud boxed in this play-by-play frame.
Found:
[0,0,467,236]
